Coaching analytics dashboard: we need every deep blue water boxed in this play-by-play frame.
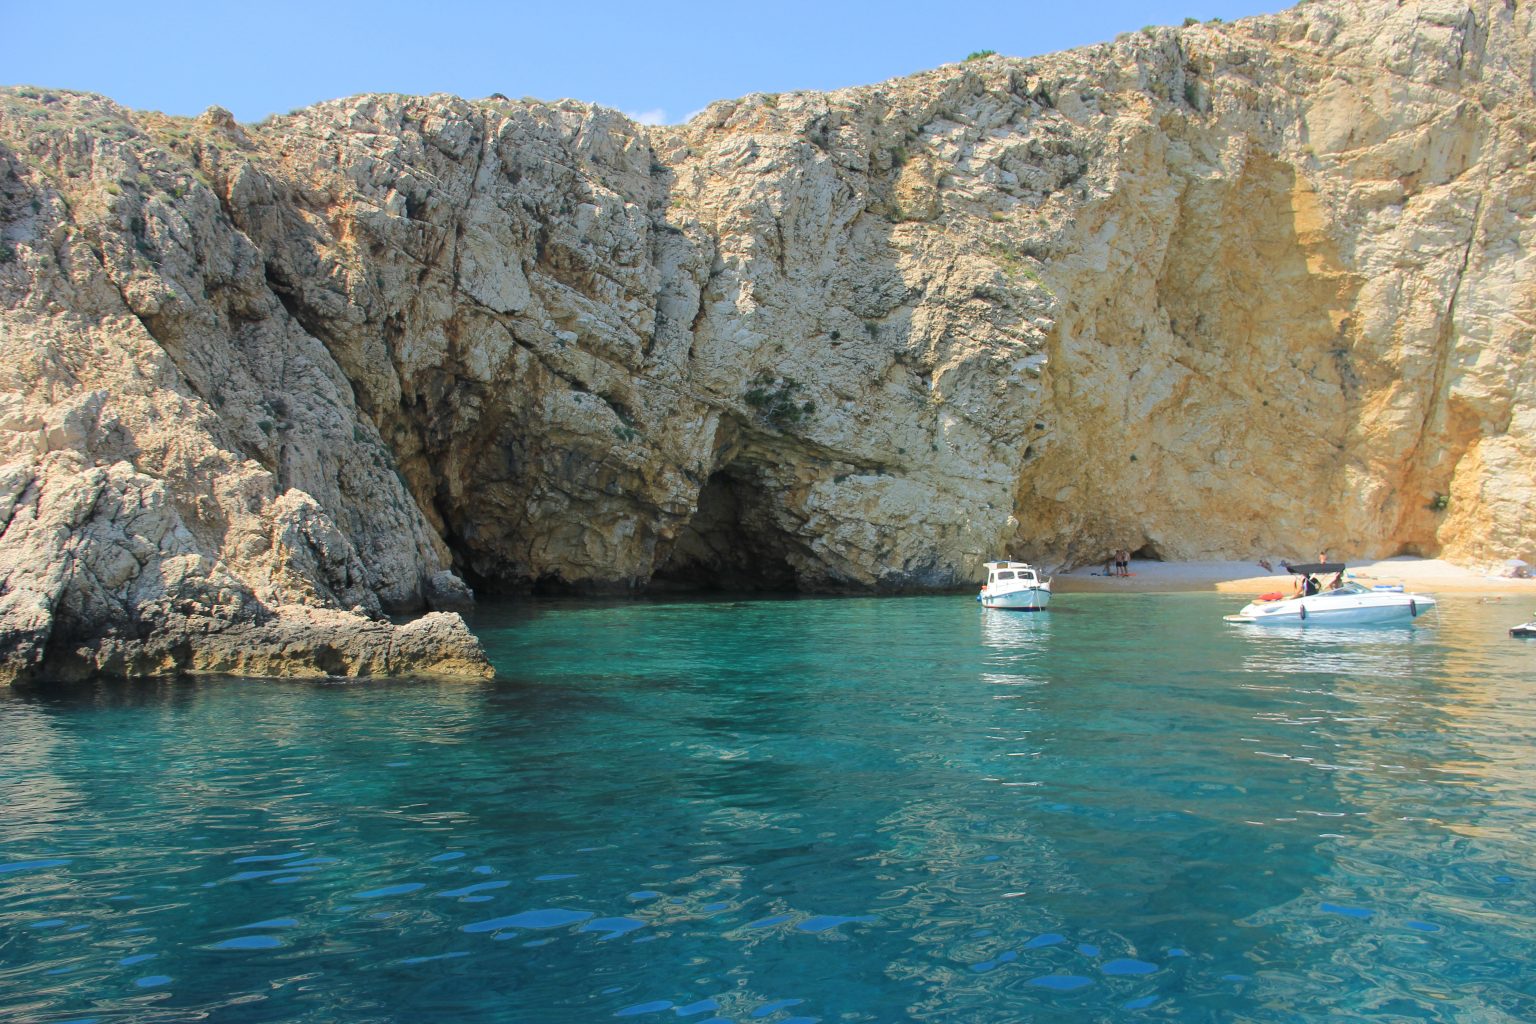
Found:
[2,592,1535,1023]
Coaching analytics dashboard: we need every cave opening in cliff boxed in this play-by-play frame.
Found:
[652,466,800,592]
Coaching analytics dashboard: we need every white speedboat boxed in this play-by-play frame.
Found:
[1224,562,1435,626]
[1511,619,1536,639]
[977,560,1051,611]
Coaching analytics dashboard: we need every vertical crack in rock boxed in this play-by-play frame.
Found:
[1395,174,1493,554]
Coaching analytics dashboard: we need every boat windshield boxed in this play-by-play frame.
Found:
[995,571,1015,580]
[1316,581,1371,596]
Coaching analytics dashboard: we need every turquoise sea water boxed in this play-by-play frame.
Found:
[3,592,1534,1023]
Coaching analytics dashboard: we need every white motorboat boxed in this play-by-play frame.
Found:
[1224,562,1435,626]
[1511,619,1536,639]
[977,560,1051,611]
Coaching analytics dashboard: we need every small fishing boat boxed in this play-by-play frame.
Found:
[1511,618,1536,638]
[977,560,1051,611]
[1224,562,1436,626]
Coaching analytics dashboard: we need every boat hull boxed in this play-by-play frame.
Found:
[980,586,1051,611]
[1229,592,1435,626]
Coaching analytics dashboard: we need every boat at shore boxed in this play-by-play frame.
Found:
[1224,562,1436,626]
[977,560,1051,611]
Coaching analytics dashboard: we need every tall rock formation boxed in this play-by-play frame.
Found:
[1,0,1532,680]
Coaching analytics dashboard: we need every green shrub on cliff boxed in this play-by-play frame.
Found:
[744,372,814,430]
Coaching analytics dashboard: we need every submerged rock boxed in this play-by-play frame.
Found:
[1,0,1533,680]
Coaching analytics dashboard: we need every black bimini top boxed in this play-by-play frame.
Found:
[1285,562,1346,575]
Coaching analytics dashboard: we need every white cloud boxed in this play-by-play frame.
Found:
[626,107,668,126]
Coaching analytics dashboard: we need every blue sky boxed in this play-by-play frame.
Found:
[11,0,1289,125]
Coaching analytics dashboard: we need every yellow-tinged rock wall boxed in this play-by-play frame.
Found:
[0,0,1532,680]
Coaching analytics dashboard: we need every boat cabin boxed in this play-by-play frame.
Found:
[984,560,1041,585]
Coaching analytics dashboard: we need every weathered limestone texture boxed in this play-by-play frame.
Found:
[1,0,1533,679]
[0,102,493,682]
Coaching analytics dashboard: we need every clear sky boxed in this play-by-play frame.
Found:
[11,0,1291,125]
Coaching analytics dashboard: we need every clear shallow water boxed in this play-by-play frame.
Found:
[3,593,1535,1023]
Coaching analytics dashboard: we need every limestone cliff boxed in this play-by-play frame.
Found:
[1,0,1532,680]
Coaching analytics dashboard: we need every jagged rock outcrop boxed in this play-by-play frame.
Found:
[1,0,1532,680]
[0,98,494,682]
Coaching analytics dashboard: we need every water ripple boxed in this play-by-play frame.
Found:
[1,594,1532,1022]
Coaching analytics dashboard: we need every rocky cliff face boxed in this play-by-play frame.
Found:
[1,0,1532,681]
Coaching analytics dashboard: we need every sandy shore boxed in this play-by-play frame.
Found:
[1050,556,1536,597]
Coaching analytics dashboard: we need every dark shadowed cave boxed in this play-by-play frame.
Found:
[650,465,803,591]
